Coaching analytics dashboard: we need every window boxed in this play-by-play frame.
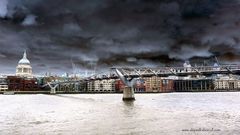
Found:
[17,68,22,73]
[23,68,28,73]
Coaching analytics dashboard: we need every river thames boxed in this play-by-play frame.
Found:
[1,92,240,135]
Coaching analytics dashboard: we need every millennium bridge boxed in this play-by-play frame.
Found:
[46,64,240,100]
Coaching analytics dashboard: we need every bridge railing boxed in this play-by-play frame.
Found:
[112,64,240,77]
[44,65,240,86]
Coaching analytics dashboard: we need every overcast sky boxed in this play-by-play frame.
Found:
[0,0,240,75]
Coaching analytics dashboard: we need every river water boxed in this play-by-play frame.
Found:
[1,92,240,135]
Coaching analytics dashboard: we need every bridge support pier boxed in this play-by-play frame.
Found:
[47,82,59,94]
[122,87,135,101]
[50,87,56,94]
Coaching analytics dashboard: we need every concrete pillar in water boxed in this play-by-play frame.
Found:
[114,68,137,101]
[122,86,135,101]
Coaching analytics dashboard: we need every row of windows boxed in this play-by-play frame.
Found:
[215,85,240,87]
[89,87,115,89]
[88,90,115,92]
[17,68,32,73]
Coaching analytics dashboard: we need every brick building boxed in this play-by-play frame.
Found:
[7,76,39,91]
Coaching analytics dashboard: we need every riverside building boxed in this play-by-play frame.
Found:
[87,79,116,93]
[214,76,240,91]
[0,78,8,91]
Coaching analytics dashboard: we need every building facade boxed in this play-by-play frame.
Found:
[87,79,116,93]
[115,79,125,93]
[0,78,8,91]
[144,76,161,92]
[174,79,214,92]
[214,78,240,90]
[7,76,38,91]
[87,80,95,92]
[134,79,145,92]
[160,79,174,92]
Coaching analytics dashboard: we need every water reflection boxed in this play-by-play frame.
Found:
[121,100,137,119]
[123,100,134,107]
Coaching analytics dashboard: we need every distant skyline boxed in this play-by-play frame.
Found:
[0,0,240,74]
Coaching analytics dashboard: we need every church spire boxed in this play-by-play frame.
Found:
[18,50,30,65]
[23,50,27,59]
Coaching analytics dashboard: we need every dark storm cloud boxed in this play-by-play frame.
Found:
[0,0,239,74]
